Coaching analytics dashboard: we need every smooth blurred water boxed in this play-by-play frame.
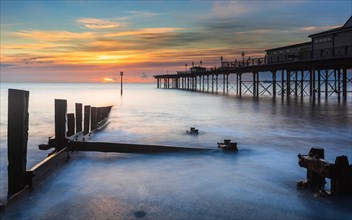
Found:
[0,83,351,219]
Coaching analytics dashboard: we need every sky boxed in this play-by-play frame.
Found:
[1,0,351,83]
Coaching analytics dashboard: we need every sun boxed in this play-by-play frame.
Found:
[102,77,115,83]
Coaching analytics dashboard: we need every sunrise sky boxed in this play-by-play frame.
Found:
[1,1,351,83]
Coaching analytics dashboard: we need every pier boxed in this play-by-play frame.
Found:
[154,17,352,101]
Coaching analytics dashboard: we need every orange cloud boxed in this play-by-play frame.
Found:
[14,30,96,41]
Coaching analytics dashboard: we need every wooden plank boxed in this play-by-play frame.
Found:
[55,99,67,151]
[75,103,82,133]
[26,148,69,187]
[68,141,209,154]
[83,105,90,135]
[67,113,75,137]
[7,89,29,198]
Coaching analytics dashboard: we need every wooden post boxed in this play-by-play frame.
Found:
[67,113,75,137]
[91,107,97,131]
[55,99,67,151]
[84,105,91,135]
[75,103,82,133]
[8,89,29,197]
[97,107,102,123]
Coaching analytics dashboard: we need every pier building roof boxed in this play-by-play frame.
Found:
[265,42,311,52]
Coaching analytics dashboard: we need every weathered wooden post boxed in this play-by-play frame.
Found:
[97,107,102,124]
[91,107,97,131]
[307,147,325,188]
[8,89,29,198]
[67,113,75,137]
[84,105,91,135]
[55,99,67,151]
[75,103,82,133]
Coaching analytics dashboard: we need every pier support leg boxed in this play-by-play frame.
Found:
[337,69,341,100]
[226,74,229,93]
[342,68,347,99]
[7,89,29,198]
[223,74,226,95]
[239,74,242,97]
[325,70,328,98]
[295,71,298,97]
[236,74,239,95]
[281,70,285,99]
[272,71,276,97]
[312,68,316,102]
[207,75,209,92]
[301,71,304,99]
[310,69,313,97]
[216,75,218,92]
[317,69,321,99]
[287,70,291,99]
[256,72,259,97]
[253,73,256,97]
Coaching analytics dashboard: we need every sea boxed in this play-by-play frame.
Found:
[0,82,351,219]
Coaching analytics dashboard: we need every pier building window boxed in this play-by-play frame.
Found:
[314,37,332,44]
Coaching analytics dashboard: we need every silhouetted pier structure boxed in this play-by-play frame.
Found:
[154,17,352,101]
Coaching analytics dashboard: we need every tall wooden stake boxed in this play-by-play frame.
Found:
[55,99,67,151]
[8,89,29,197]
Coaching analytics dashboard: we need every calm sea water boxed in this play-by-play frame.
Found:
[0,83,351,219]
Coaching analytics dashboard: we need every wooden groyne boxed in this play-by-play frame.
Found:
[297,147,352,196]
[68,141,208,154]
[5,88,208,204]
[7,88,113,200]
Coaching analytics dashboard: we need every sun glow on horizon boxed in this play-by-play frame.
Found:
[102,77,115,83]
